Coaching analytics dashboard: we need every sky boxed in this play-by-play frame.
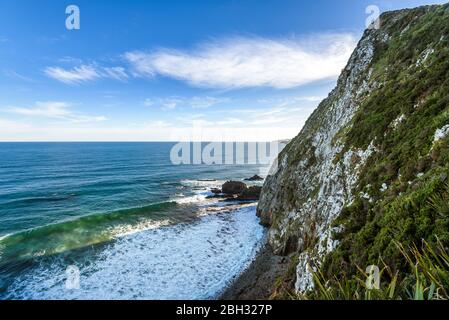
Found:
[0,0,447,142]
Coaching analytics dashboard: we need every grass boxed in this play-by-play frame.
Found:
[296,239,449,300]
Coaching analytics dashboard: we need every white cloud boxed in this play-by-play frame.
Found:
[294,96,324,102]
[216,118,244,126]
[125,52,156,77]
[190,96,227,109]
[125,34,357,89]
[0,118,30,130]
[162,98,182,110]
[102,67,129,81]
[143,96,228,110]
[44,65,100,84]
[0,122,299,142]
[5,101,106,123]
[1,102,313,141]
[144,120,171,128]
[8,102,71,117]
[44,65,128,84]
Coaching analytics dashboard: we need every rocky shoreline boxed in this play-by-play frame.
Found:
[205,176,288,300]
[219,243,288,300]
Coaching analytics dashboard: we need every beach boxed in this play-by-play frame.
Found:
[219,242,288,300]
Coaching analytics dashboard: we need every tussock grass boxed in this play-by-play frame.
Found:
[297,239,449,300]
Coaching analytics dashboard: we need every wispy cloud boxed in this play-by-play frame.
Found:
[216,118,244,126]
[143,96,228,110]
[125,34,357,89]
[0,100,312,141]
[210,96,319,127]
[293,96,324,102]
[3,70,35,82]
[45,33,355,88]
[190,96,228,109]
[44,65,128,84]
[257,95,325,107]
[5,101,107,123]
[44,65,101,84]
[160,98,181,110]
[102,67,129,81]
[0,36,8,43]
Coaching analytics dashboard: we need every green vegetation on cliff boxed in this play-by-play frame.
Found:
[262,4,449,300]
[319,5,449,299]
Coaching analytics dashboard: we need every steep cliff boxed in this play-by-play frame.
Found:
[257,4,449,293]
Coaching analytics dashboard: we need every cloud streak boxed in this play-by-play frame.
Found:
[125,34,357,89]
[44,65,101,84]
[6,101,107,123]
[143,96,229,110]
[44,65,128,84]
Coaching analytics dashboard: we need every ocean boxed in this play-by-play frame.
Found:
[0,142,268,299]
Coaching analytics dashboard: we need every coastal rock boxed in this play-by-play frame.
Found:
[206,187,227,199]
[209,181,262,202]
[236,186,262,201]
[244,175,264,181]
[222,181,247,195]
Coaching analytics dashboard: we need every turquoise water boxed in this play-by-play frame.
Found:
[0,142,267,299]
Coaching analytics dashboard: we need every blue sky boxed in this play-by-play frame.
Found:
[0,0,446,141]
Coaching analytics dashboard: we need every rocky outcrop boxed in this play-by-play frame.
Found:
[244,175,264,181]
[208,181,263,202]
[211,188,222,194]
[236,186,262,201]
[222,181,247,195]
[257,4,449,293]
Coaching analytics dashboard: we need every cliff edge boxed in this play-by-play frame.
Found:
[257,4,449,294]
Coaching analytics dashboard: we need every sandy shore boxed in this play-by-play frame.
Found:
[219,241,288,300]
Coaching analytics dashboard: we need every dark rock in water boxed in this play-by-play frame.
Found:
[208,181,260,202]
[236,186,262,201]
[244,175,264,181]
[206,194,228,199]
[222,181,247,195]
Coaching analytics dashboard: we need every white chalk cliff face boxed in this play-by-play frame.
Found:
[257,11,405,292]
[258,3,449,295]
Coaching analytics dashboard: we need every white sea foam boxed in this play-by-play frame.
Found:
[0,234,10,241]
[174,193,209,204]
[109,219,172,238]
[180,179,224,189]
[174,179,224,204]
[3,205,265,300]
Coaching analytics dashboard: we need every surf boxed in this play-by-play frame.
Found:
[1,205,266,300]
[0,201,182,265]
